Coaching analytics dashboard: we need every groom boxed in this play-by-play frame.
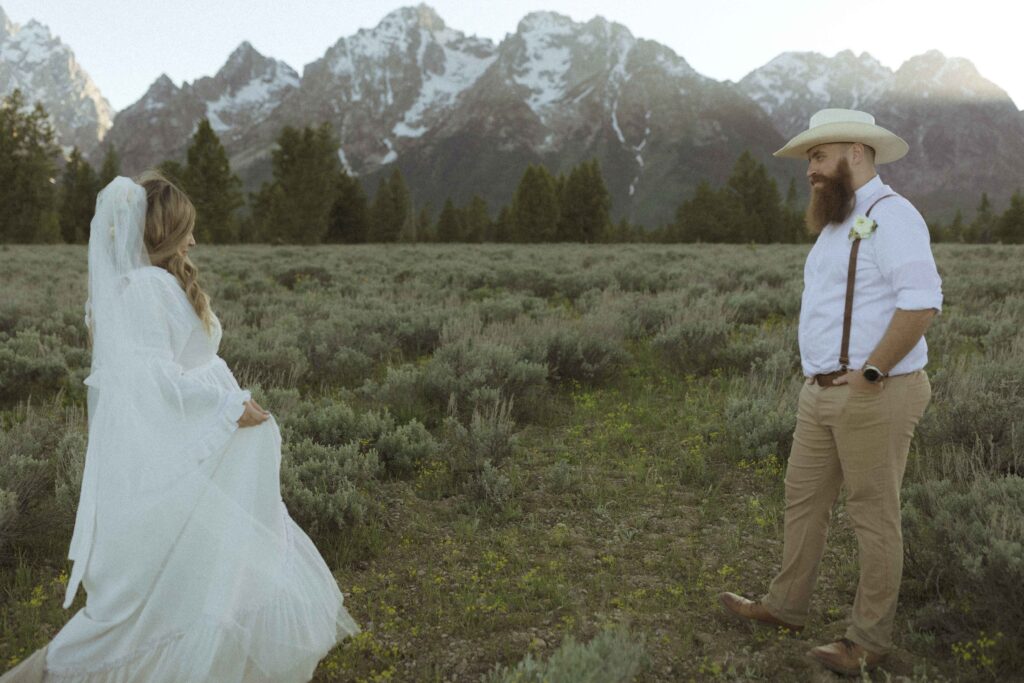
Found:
[718,109,943,676]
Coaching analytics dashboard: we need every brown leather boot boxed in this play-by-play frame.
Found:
[717,592,804,632]
[807,638,885,676]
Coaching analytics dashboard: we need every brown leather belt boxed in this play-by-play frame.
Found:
[810,370,848,387]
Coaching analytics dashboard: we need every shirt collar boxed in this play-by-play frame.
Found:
[854,175,884,208]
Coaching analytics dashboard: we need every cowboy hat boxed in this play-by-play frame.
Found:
[774,108,909,164]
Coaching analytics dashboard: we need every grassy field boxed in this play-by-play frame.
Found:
[1,243,1022,682]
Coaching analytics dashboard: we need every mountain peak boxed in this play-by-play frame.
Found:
[378,4,445,32]
[895,51,1008,102]
[220,40,278,75]
[228,40,259,60]
[517,11,576,35]
[147,73,179,95]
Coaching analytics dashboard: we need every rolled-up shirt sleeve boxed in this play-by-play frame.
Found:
[872,199,943,312]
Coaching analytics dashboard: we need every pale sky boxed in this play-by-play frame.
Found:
[4,0,1021,112]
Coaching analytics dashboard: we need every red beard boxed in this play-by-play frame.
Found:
[805,158,855,235]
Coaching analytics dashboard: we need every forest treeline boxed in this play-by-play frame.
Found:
[3,90,1022,245]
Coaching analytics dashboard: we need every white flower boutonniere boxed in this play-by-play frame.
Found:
[848,215,877,241]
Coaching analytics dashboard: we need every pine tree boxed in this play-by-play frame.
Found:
[157,160,186,187]
[724,150,783,242]
[256,123,341,244]
[182,119,243,243]
[995,190,1024,244]
[948,209,965,243]
[436,198,461,242]
[0,90,60,242]
[558,160,611,242]
[98,145,120,188]
[368,169,411,242]
[325,169,370,243]
[511,165,559,242]
[58,147,99,243]
[416,206,434,243]
[672,181,732,242]
[783,178,805,242]
[492,205,513,243]
[462,195,489,243]
[970,192,995,243]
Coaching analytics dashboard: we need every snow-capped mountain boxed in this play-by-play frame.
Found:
[0,5,112,154]
[6,3,1024,224]
[100,42,298,172]
[741,49,1024,216]
[738,50,893,139]
[192,42,299,144]
[382,10,787,226]
[102,4,787,226]
[269,4,498,171]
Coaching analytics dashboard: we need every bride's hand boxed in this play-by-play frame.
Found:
[237,400,271,428]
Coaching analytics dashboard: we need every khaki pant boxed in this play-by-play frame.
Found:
[762,370,931,654]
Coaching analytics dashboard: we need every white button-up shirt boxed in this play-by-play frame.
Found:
[799,175,943,377]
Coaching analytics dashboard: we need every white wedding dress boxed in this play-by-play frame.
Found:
[1,178,358,683]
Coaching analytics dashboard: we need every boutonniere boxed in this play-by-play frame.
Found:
[848,215,877,241]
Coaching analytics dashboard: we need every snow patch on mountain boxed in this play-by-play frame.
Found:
[514,12,576,113]
[205,64,298,133]
[0,12,114,152]
[394,27,496,136]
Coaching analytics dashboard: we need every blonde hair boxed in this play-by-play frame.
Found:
[135,170,214,332]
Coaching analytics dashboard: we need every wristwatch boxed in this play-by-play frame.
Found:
[862,364,886,383]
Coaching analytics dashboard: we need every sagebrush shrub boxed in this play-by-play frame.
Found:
[483,626,647,683]
[280,439,382,538]
[0,401,85,561]
[902,475,1024,671]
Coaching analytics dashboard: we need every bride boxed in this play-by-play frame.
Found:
[1,173,359,682]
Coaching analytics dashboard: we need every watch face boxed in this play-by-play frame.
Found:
[863,368,881,382]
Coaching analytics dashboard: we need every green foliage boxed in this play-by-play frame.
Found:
[994,190,1024,244]
[969,192,996,243]
[0,401,85,561]
[462,195,490,243]
[724,150,784,242]
[97,145,120,188]
[0,90,60,243]
[558,159,611,242]
[326,169,370,243]
[672,151,786,243]
[915,354,1024,476]
[441,399,518,506]
[483,626,647,683]
[280,438,382,537]
[492,205,514,242]
[436,198,461,242]
[182,119,243,243]
[902,476,1024,670]
[652,315,731,375]
[369,169,412,242]
[0,330,70,405]
[719,379,798,462]
[156,159,186,187]
[671,180,740,242]
[528,313,628,386]
[511,165,560,242]
[58,148,99,244]
[255,123,341,243]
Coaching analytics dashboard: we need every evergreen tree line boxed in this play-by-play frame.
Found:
[929,192,1024,244]
[4,88,1024,245]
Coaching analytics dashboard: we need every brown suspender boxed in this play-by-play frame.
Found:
[839,193,898,370]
